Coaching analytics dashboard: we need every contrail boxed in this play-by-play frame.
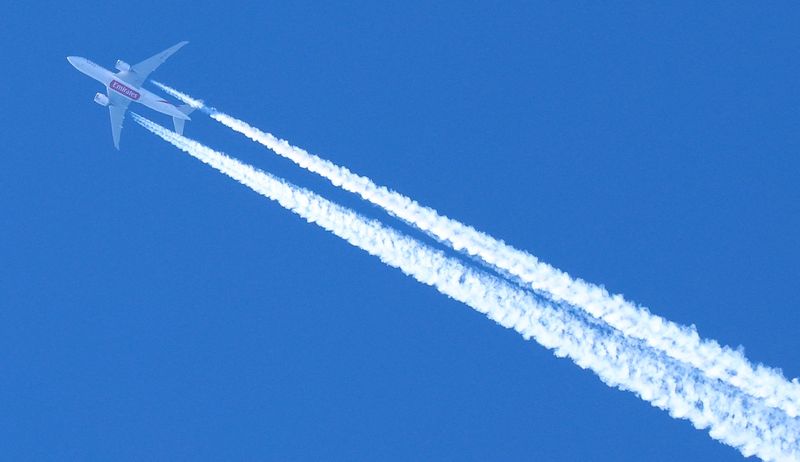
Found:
[151,80,800,419]
[132,113,799,461]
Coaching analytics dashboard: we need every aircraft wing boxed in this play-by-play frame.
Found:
[106,89,131,150]
[118,41,188,87]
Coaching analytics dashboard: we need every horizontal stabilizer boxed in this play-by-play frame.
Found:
[172,103,198,135]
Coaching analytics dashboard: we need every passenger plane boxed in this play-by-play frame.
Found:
[67,41,195,149]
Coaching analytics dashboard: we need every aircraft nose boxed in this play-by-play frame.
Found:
[66,56,79,67]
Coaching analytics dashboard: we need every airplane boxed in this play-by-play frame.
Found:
[67,41,195,149]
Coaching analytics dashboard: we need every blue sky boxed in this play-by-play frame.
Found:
[2,2,799,460]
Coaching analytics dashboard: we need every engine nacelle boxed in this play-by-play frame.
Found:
[115,60,131,72]
[94,92,109,107]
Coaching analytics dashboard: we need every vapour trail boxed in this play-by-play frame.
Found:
[150,80,800,418]
[132,113,800,460]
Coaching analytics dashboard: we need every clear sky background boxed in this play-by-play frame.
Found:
[1,2,798,460]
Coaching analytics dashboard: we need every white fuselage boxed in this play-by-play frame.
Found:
[66,56,189,120]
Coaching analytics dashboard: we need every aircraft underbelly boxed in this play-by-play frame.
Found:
[139,96,188,120]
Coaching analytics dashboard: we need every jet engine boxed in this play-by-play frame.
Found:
[94,92,109,107]
[115,60,131,72]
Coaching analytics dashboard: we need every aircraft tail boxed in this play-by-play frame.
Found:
[172,103,199,135]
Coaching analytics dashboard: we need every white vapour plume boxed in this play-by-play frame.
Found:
[150,80,800,419]
[132,113,799,461]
